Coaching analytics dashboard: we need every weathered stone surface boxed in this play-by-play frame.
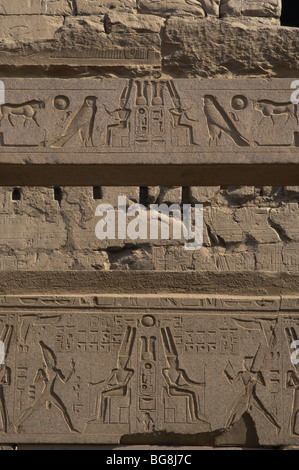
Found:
[103,11,165,34]
[137,0,219,17]
[0,0,297,452]
[206,208,243,244]
[190,187,220,204]
[0,0,73,15]
[100,187,139,207]
[270,204,299,241]
[283,187,299,198]
[0,16,162,70]
[76,0,136,15]
[0,15,63,42]
[148,187,182,205]
[226,186,255,204]
[0,0,218,18]
[0,293,298,446]
[1,11,299,80]
[163,17,299,77]
[54,14,163,68]
[235,207,279,243]
[1,185,299,273]
[220,0,281,19]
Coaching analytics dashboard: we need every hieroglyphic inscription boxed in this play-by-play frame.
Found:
[1,79,299,168]
[0,294,298,445]
[0,47,161,67]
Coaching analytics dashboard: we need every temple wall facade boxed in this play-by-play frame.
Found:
[1,0,299,450]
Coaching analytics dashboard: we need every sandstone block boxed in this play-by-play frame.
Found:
[0,15,63,42]
[283,187,299,198]
[0,293,296,446]
[76,0,136,15]
[235,207,279,243]
[220,0,281,19]
[206,207,243,244]
[270,204,299,241]
[226,186,255,204]
[282,243,299,271]
[101,187,140,207]
[148,187,182,205]
[0,15,162,70]
[190,187,220,204]
[255,244,282,272]
[106,11,165,33]
[137,0,220,17]
[164,17,299,77]
[0,0,73,15]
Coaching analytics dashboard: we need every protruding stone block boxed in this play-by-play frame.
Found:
[0,79,299,185]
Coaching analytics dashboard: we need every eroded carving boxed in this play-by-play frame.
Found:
[224,351,280,434]
[88,326,136,424]
[0,296,297,445]
[0,323,12,434]
[0,79,298,160]
[161,327,209,425]
[53,95,70,111]
[104,81,132,147]
[15,341,78,434]
[254,100,298,125]
[0,100,45,128]
[51,96,97,148]
[204,95,250,147]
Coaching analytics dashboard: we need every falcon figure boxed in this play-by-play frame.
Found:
[51,96,97,148]
[204,95,250,147]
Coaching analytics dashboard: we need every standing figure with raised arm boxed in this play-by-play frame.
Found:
[15,341,78,433]
[224,352,280,434]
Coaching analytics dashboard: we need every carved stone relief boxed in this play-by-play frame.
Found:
[0,79,298,167]
[0,294,298,445]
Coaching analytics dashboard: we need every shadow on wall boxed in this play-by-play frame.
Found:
[119,413,260,447]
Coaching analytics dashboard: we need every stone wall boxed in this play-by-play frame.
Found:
[1,185,299,273]
[0,0,297,78]
[1,0,299,450]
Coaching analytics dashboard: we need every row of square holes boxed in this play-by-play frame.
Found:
[11,187,152,205]
[10,187,192,205]
[11,187,100,202]
[7,0,298,205]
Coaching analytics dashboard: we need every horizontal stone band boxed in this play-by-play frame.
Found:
[0,78,298,185]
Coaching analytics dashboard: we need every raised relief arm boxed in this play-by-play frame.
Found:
[224,361,239,384]
[0,364,11,386]
[162,368,173,387]
[180,368,205,386]
[287,370,297,389]
[89,369,117,389]
[56,359,75,384]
